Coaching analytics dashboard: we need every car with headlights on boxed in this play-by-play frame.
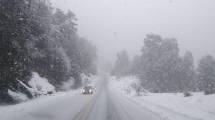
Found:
[82,86,93,94]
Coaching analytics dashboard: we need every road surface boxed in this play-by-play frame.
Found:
[71,74,162,120]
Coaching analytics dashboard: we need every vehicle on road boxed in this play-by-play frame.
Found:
[82,86,93,94]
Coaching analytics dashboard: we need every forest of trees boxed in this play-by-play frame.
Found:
[0,0,97,103]
[112,34,215,94]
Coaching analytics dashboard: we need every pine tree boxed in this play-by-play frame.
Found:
[197,55,215,94]
[112,50,130,77]
[0,0,35,103]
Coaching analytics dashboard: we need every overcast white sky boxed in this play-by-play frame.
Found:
[51,0,215,64]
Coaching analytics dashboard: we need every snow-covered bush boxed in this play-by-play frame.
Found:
[204,90,215,95]
[16,72,56,99]
[131,81,146,96]
[8,90,29,102]
[61,77,75,91]
[183,91,192,97]
[111,76,149,96]
[28,72,55,96]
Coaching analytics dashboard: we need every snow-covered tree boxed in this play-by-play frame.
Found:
[197,55,215,94]
[112,50,130,77]
[0,0,97,103]
[178,51,196,91]
[77,38,97,75]
[139,34,181,92]
[130,55,141,76]
[0,0,39,103]
[51,9,97,88]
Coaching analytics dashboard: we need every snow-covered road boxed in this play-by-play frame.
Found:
[0,90,94,120]
[72,85,162,120]
[0,74,206,120]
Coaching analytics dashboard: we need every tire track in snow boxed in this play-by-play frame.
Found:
[108,86,162,120]
[106,88,124,120]
[71,93,98,120]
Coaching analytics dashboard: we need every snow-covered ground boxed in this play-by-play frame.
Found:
[0,73,99,120]
[0,90,82,120]
[110,76,215,120]
[1,74,215,120]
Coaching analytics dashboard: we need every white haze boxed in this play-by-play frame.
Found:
[51,0,215,64]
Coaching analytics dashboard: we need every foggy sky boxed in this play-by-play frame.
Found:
[51,0,215,64]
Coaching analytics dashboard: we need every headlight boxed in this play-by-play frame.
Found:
[82,89,85,93]
[89,89,92,93]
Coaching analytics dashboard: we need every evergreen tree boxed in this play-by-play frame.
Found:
[179,51,196,91]
[0,0,36,103]
[112,50,130,77]
[0,0,97,103]
[197,55,215,94]
[139,34,180,92]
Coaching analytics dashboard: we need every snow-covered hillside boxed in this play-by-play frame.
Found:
[109,76,215,120]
